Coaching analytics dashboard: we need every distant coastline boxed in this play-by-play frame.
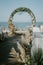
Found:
[0,22,43,29]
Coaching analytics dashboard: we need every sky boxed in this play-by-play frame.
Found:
[0,0,43,22]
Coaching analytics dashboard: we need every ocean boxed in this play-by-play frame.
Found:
[0,22,43,29]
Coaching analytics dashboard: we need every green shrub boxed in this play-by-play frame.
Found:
[31,48,43,65]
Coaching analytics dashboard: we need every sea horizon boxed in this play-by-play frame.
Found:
[0,21,43,29]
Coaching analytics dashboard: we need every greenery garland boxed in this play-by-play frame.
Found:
[9,7,36,26]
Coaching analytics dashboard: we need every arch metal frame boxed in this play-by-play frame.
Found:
[8,7,36,27]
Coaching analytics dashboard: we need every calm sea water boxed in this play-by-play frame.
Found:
[0,22,43,29]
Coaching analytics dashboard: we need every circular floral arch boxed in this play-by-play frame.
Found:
[8,7,36,27]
